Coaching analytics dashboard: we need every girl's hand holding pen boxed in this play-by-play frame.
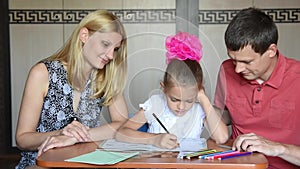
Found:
[151,113,180,149]
[154,133,179,149]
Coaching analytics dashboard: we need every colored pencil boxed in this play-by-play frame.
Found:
[217,151,252,160]
[200,150,234,159]
[206,151,241,160]
[183,149,217,159]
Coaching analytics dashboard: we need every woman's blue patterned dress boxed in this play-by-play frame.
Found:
[16,60,103,169]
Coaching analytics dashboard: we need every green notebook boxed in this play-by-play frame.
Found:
[65,150,139,165]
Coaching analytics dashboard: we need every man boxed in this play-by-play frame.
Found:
[214,7,300,169]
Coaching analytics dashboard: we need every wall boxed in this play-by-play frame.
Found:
[0,0,12,153]
[9,0,300,146]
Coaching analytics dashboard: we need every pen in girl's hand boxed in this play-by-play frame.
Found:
[152,113,180,148]
[152,113,169,134]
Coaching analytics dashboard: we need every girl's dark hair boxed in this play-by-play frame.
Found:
[163,59,203,91]
[225,7,278,55]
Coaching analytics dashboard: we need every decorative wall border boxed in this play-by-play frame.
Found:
[9,9,176,24]
[9,8,300,24]
[199,8,300,24]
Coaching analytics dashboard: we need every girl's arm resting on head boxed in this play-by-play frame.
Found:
[15,63,63,151]
[88,94,129,141]
[197,90,229,144]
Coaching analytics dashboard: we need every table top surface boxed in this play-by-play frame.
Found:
[36,139,268,169]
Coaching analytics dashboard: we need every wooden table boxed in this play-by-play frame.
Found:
[37,139,268,168]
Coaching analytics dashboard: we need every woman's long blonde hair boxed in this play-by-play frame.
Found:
[46,10,127,106]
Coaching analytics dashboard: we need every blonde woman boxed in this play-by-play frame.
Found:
[15,10,128,168]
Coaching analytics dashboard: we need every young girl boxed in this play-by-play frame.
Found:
[115,32,228,149]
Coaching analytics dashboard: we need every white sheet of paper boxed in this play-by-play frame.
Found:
[100,138,207,152]
[179,138,207,151]
[100,139,179,151]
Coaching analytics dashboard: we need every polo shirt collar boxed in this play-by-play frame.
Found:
[265,52,286,88]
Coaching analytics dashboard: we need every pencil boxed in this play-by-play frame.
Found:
[205,150,240,160]
[202,150,235,159]
[217,151,252,160]
[183,149,217,159]
[152,113,169,134]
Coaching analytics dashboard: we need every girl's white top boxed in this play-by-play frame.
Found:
[140,93,206,139]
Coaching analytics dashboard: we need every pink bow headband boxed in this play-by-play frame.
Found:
[165,32,203,64]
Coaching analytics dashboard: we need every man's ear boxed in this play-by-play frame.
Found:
[79,27,89,43]
[267,44,278,58]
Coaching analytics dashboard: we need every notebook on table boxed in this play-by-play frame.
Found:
[65,150,139,165]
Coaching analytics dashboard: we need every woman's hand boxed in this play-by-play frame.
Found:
[61,120,90,142]
[37,135,78,157]
[153,133,179,149]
